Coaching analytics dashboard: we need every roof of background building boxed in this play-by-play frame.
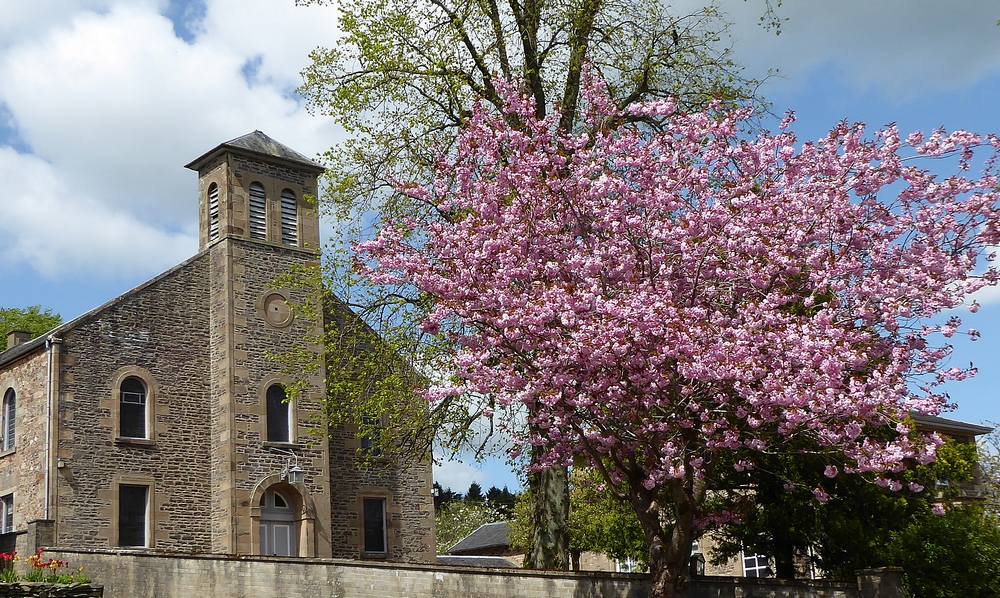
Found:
[447,521,511,554]
[911,413,993,436]
[436,555,517,568]
[184,130,325,173]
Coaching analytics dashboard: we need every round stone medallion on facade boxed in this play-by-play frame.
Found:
[259,292,294,328]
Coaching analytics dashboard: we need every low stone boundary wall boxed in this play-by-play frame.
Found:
[47,549,646,598]
[0,583,102,597]
[45,549,899,598]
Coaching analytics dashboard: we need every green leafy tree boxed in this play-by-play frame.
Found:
[435,499,506,554]
[711,435,982,579]
[510,467,648,569]
[485,485,518,517]
[886,505,1000,598]
[433,482,463,510]
[0,306,62,342]
[465,482,485,502]
[297,0,769,570]
[980,422,1000,515]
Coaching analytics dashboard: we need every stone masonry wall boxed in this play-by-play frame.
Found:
[0,583,102,598]
[223,238,332,557]
[328,423,436,563]
[54,253,213,551]
[46,549,878,598]
[49,550,648,598]
[0,350,51,527]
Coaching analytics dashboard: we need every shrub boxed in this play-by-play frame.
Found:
[887,505,1000,598]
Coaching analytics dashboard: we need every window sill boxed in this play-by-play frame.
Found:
[0,449,14,459]
[263,441,301,450]
[361,552,388,560]
[115,437,155,447]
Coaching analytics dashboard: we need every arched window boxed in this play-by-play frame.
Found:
[279,189,298,246]
[120,377,148,439]
[207,182,220,241]
[248,182,267,240]
[1,389,14,451]
[266,384,290,443]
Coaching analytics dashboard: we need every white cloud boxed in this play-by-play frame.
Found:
[674,0,1000,97]
[971,248,1000,306]
[973,285,1000,306]
[0,147,195,278]
[0,1,345,278]
[433,459,488,493]
[0,0,165,49]
[197,0,342,90]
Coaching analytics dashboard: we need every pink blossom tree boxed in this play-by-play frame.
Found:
[358,75,1000,597]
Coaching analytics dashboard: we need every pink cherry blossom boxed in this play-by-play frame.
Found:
[357,72,999,595]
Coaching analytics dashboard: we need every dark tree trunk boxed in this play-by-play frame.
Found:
[632,475,706,598]
[525,461,570,569]
[773,538,796,579]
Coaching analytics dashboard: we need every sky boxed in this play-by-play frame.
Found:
[0,1,998,494]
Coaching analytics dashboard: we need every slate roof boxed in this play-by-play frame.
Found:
[911,413,993,436]
[436,555,518,569]
[184,130,325,173]
[447,521,511,555]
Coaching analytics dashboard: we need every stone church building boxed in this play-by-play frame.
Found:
[0,132,435,562]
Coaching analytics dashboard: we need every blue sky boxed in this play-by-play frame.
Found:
[1,1,998,493]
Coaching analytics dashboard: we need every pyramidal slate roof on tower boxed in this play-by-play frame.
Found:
[184,130,325,173]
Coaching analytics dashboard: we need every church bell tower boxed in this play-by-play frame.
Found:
[184,132,332,557]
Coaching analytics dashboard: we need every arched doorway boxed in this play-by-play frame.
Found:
[259,488,298,556]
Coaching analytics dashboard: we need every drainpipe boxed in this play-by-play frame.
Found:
[44,336,62,522]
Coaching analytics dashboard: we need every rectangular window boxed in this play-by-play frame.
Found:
[248,183,267,240]
[359,416,382,457]
[0,494,13,534]
[615,557,639,573]
[120,394,146,439]
[362,497,386,554]
[279,189,298,246]
[118,485,149,547]
[743,553,770,578]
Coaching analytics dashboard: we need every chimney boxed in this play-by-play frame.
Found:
[5,331,32,351]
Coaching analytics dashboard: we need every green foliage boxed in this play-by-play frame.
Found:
[711,435,983,580]
[295,0,772,572]
[978,423,1000,515]
[886,506,1000,598]
[433,481,462,510]
[0,306,61,342]
[435,499,506,554]
[485,485,518,517]
[300,0,763,226]
[510,468,648,568]
[465,483,484,502]
[268,262,442,461]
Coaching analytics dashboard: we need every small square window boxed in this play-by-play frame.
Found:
[743,553,770,578]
